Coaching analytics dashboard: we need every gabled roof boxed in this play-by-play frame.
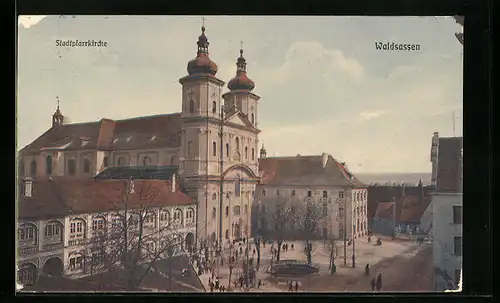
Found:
[374,202,395,220]
[258,154,365,187]
[374,195,431,223]
[224,107,258,131]
[19,114,182,154]
[17,177,193,220]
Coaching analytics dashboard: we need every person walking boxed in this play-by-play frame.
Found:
[370,277,376,291]
[365,264,370,276]
[258,278,262,289]
[291,243,294,251]
[294,281,299,292]
[288,281,293,292]
[376,273,382,291]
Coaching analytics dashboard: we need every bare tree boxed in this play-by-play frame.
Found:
[298,202,323,265]
[268,197,298,263]
[93,179,186,291]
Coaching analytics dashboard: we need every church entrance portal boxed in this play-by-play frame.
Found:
[42,257,64,277]
[185,233,195,253]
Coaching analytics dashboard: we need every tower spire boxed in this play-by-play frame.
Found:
[52,96,64,127]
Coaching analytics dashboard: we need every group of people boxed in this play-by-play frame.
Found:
[370,273,383,292]
[208,276,226,292]
[270,242,294,258]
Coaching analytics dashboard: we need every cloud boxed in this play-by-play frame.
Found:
[359,110,390,120]
[18,15,47,28]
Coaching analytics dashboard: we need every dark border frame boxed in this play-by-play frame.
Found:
[7,0,494,301]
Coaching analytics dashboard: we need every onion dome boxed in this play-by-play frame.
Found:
[52,96,64,127]
[227,48,255,91]
[187,26,218,76]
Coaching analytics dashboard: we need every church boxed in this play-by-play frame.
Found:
[18,24,367,246]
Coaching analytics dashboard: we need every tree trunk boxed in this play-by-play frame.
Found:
[306,241,312,265]
[255,238,261,270]
[277,240,282,263]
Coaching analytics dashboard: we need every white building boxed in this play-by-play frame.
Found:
[254,152,368,240]
[17,177,196,287]
[429,134,463,291]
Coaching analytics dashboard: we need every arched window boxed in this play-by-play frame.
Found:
[83,158,91,173]
[212,142,217,157]
[143,156,151,166]
[18,223,38,244]
[251,113,255,124]
[225,143,229,157]
[233,206,241,216]
[117,157,126,167]
[235,137,240,150]
[212,207,217,219]
[245,147,248,159]
[212,101,217,113]
[46,156,52,175]
[92,216,107,232]
[18,263,37,286]
[225,229,229,239]
[30,160,37,176]
[225,206,229,217]
[323,191,328,198]
[68,159,76,175]
[144,212,157,227]
[69,218,86,238]
[174,208,183,225]
[251,148,255,160]
[44,220,63,241]
[69,252,84,271]
[160,210,170,223]
[186,207,195,222]
[189,99,195,113]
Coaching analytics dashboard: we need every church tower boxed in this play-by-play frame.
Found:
[52,96,64,128]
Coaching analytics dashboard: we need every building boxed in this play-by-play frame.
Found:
[18,25,261,246]
[17,177,196,286]
[429,133,463,290]
[253,152,368,241]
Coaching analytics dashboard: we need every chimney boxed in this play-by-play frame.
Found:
[321,153,328,168]
[172,174,176,192]
[24,177,33,198]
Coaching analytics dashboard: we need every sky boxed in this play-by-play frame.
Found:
[17,16,463,173]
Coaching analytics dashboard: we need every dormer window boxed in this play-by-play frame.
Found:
[126,136,132,142]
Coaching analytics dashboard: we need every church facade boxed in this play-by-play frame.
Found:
[18,25,261,246]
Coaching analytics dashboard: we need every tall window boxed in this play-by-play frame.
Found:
[212,101,217,113]
[69,254,84,271]
[117,157,126,167]
[189,99,195,113]
[235,177,241,197]
[30,160,37,176]
[68,159,76,175]
[18,224,37,242]
[143,156,152,166]
[452,206,462,224]
[245,147,248,159]
[92,216,106,232]
[187,141,193,157]
[69,218,85,237]
[160,210,170,223]
[323,191,328,198]
[174,209,183,225]
[251,113,254,124]
[233,206,241,216]
[252,148,255,160]
[186,208,195,222]
[339,190,345,199]
[145,212,156,227]
[235,137,240,150]
[46,156,52,175]
[212,142,217,157]
[225,206,229,217]
[339,205,344,218]
[83,158,91,173]
[307,190,312,197]
[322,202,328,217]
[44,221,61,238]
[212,207,216,219]
[453,236,462,256]
[225,143,229,157]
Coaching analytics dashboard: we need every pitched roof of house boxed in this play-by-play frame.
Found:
[258,154,365,187]
[436,137,463,193]
[18,177,193,220]
[374,195,432,223]
[374,202,395,220]
[19,114,182,154]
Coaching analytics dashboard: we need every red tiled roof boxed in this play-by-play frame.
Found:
[258,155,365,187]
[20,114,182,154]
[436,137,463,193]
[18,177,193,220]
[374,202,395,220]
